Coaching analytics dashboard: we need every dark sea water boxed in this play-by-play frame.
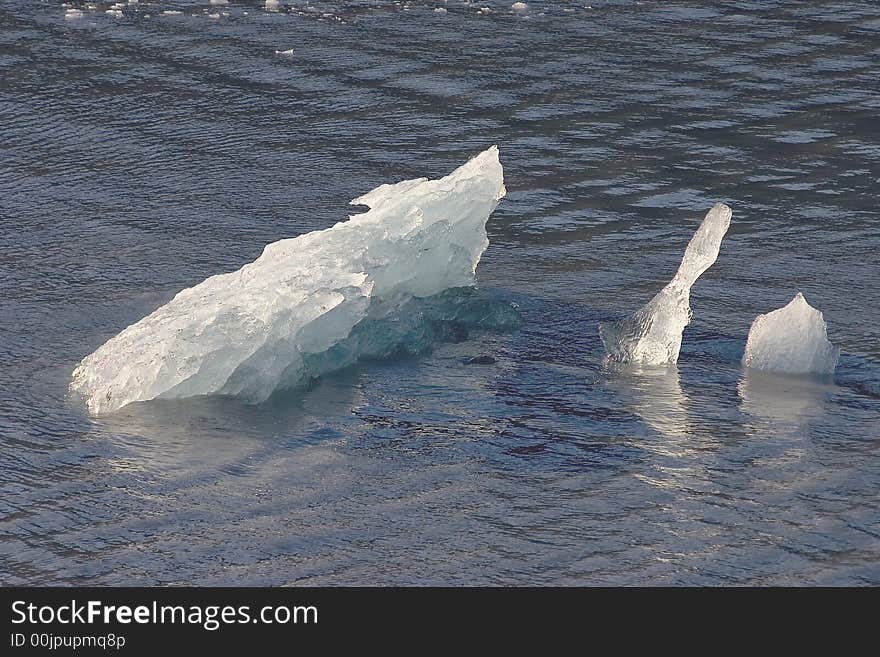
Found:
[2,0,879,585]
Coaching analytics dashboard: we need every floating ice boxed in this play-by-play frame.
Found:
[64,8,83,19]
[599,203,732,365]
[275,49,294,56]
[71,147,506,415]
[742,293,839,375]
[265,0,281,11]
[434,7,448,14]
[511,2,529,12]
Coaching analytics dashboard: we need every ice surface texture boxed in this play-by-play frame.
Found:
[742,292,839,375]
[71,147,506,414]
[599,203,732,365]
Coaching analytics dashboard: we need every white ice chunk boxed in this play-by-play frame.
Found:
[434,7,447,14]
[511,2,529,12]
[265,0,281,11]
[71,147,505,415]
[599,203,732,365]
[274,49,294,56]
[64,8,83,19]
[742,292,839,375]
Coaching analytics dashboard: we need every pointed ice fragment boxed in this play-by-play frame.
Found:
[71,147,506,415]
[742,292,839,375]
[599,203,732,365]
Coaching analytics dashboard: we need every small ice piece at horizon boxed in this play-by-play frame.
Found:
[742,293,839,375]
[64,8,83,19]
[511,2,529,12]
[210,0,228,4]
[106,9,124,17]
[265,0,281,11]
[71,147,506,415]
[599,203,732,365]
[161,10,182,15]
[275,48,294,55]
[434,7,447,14]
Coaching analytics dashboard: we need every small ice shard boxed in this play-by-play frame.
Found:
[64,8,83,19]
[71,147,506,415]
[599,203,732,365]
[210,0,228,4]
[275,49,294,56]
[511,2,529,12]
[742,293,839,375]
[106,9,124,17]
[265,0,281,11]
[434,7,447,14]
[161,10,183,15]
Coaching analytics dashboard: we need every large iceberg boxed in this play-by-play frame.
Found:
[71,146,507,414]
[742,292,839,375]
[599,203,732,365]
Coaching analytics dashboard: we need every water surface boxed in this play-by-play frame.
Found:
[1,0,879,585]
